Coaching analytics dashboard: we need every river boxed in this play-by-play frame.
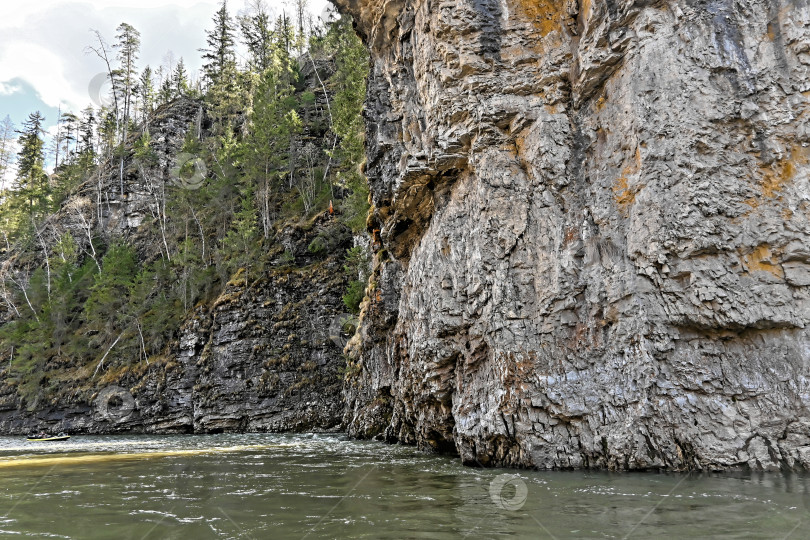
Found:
[0,434,807,538]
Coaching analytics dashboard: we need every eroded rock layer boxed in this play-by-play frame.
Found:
[337,0,810,469]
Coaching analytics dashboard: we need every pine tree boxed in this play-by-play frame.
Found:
[245,47,301,235]
[113,22,141,130]
[223,193,258,278]
[238,0,274,72]
[61,112,79,157]
[276,12,295,55]
[293,0,309,54]
[172,58,189,97]
[158,68,174,104]
[200,1,244,132]
[84,243,138,343]
[138,66,155,123]
[49,106,63,169]
[78,107,96,155]
[14,112,48,217]
[200,1,237,88]
[326,15,369,231]
[111,22,141,196]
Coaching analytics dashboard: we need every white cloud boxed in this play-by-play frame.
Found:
[0,41,89,112]
[0,0,335,117]
[0,81,23,96]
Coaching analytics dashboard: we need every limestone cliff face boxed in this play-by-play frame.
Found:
[337,0,810,470]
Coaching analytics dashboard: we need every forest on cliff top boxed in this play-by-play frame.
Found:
[0,0,370,408]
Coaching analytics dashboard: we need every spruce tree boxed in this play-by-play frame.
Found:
[78,107,96,155]
[84,243,138,344]
[158,71,174,104]
[200,1,237,88]
[326,15,370,231]
[245,44,301,235]
[172,58,189,97]
[200,1,243,132]
[14,112,48,217]
[238,0,274,72]
[60,112,78,158]
[138,66,155,123]
[113,22,141,130]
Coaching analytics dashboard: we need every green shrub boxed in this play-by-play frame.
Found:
[343,280,365,313]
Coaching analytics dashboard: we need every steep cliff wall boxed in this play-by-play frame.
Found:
[337,0,810,470]
[0,214,351,435]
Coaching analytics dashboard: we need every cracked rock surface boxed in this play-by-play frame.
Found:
[336,0,810,469]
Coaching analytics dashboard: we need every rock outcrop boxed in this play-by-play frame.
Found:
[337,0,810,470]
[0,215,351,435]
[0,95,353,437]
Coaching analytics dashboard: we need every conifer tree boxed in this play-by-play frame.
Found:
[138,66,155,123]
[200,1,243,132]
[200,1,237,88]
[172,58,189,97]
[112,22,141,196]
[84,243,137,344]
[325,15,370,230]
[238,0,274,73]
[113,22,141,130]
[78,107,96,155]
[158,69,174,104]
[50,106,63,169]
[245,45,301,235]
[14,112,48,217]
[293,0,309,54]
[60,112,79,158]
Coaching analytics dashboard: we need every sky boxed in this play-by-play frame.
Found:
[0,0,333,180]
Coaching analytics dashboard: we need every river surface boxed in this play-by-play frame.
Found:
[0,433,808,539]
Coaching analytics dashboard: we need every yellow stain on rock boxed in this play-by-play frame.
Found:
[613,147,643,214]
[743,244,784,279]
[512,0,563,37]
[760,145,808,198]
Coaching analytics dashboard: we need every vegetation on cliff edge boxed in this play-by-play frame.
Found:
[0,0,370,408]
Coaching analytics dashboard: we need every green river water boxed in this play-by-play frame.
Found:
[0,434,808,538]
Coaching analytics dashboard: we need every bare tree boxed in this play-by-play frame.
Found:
[65,197,102,272]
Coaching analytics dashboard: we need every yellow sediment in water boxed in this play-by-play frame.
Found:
[0,444,292,469]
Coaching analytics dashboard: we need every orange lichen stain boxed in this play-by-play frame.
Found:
[563,226,578,247]
[760,145,808,198]
[765,20,778,42]
[595,96,606,111]
[613,147,643,213]
[512,0,563,37]
[581,0,592,20]
[743,245,784,279]
[514,130,529,158]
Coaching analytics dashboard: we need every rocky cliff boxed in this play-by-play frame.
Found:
[0,94,353,436]
[337,0,810,470]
